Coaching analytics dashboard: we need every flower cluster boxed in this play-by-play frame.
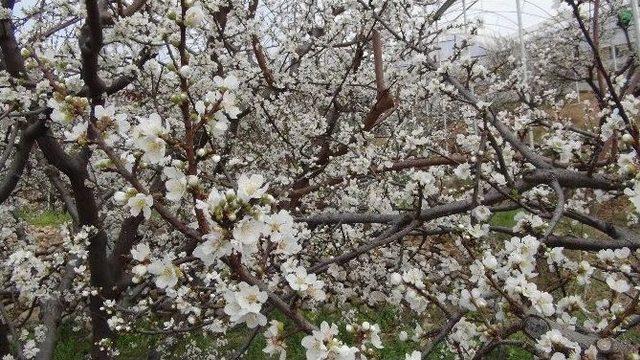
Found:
[223,282,268,328]
[5,0,640,359]
[301,322,358,360]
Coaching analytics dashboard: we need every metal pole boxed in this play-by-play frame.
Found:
[515,0,528,87]
[630,0,640,63]
[462,0,470,60]
[434,0,447,131]
[515,0,533,145]
[462,0,469,32]
[461,0,478,134]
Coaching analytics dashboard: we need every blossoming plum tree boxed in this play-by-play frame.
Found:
[1,0,640,359]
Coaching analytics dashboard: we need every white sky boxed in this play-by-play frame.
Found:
[14,0,558,39]
[442,0,558,39]
[475,0,557,33]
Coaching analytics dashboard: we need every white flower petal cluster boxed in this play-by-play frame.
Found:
[536,329,581,360]
[114,189,154,219]
[127,193,154,219]
[184,5,204,27]
[263,320,287,360]
[405,351,421,360]
[301,322,358,360]
[194,75,240,138]
[192,174,302,265]
[95,104,129,145]
[131,243,150,262]
[192,232,229,266]
[357,321,383,350]
[223,282,268,328]
[237,174,268,202]
[64,122,88,143]
[285,266,326,301]
[265,210,301,255]
[5,250,47,299]
[471,205,491,222]
[606,275,630,293]
[47,96,88,124]
[164,167,188,202]
[147,255,180,289]
[133,113,168,164]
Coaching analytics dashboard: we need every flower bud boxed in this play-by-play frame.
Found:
[390,272,402,285]
[179,65,192,77]
[625,163,637,175]
[398,331,408,341]
[187,175,198,186]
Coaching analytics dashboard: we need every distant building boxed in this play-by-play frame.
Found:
[434,32,489,61]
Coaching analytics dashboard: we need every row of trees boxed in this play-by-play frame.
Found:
[1,0,640,358]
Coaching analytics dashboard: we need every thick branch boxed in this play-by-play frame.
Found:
[0,121,45,203]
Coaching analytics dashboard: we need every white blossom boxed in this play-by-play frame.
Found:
[148,255,180,289]
[127,193,153,219]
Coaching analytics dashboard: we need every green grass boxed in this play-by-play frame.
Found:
[620,329,640,345]
[489,209,518,228]
[54,323,158,360]
[493,345,533,360]
[18,209,70,227]
[115,331,157,359]
[53,323,91,360]
[51,305,539,359]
